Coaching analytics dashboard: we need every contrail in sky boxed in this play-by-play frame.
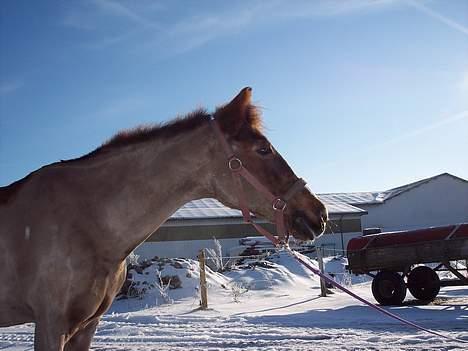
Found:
[375,109,468,148]
[407,0,468,36]
[320,109,468,169]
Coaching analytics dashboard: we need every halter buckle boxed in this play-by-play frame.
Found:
[228,157,243,171]
[272,198,287,212]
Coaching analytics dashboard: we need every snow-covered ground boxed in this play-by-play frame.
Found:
[1,252,467,350]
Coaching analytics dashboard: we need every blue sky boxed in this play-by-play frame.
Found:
[1,0,467,193]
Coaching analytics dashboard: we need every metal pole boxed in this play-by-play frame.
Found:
[316,246,327,297]
[198,249,208,310]
[339,215,345,255]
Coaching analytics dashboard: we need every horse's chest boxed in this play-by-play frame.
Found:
[66,263,126,324]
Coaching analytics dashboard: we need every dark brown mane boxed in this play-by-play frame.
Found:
[70,103,263,162]
[68,108,210,163]
[0,104,263,205]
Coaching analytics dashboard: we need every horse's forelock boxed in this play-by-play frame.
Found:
[216,103,264,139]
[246,104,264,133]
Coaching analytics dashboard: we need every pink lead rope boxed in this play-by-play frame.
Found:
[285,247,467,344]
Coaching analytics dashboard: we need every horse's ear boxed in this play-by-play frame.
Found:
[229,87,252,110]
[216,87,252,135]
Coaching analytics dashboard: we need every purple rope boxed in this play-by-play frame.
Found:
[285,247,467,344]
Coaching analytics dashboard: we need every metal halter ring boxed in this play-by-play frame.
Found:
[228,157,243,171]
[272,198,287,212]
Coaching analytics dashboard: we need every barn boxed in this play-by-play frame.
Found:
[320,173,468,233]
[135,197,366,259]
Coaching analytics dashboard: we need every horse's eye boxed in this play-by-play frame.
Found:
[257,145,272,156]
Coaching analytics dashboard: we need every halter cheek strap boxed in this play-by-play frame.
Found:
[209,117,306,246]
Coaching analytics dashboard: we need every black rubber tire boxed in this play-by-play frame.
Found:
[371,271,407,306]
[407,266,440,301]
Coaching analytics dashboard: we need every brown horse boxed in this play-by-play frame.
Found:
[0,88,327,350]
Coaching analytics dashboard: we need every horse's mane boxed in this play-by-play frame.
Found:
[67,103,263,162]
[0,104,263,205]
[69,108,210,163]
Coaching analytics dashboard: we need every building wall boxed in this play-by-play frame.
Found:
[136,216,363,259]
[359,175,468,232]
[145,222,275,242]
[135,238,242,260]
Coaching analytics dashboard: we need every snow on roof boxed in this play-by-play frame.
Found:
[170,197,366,220]
[170,198,243,219]
[320,173,467,205]
[319,192,381,205]
[169,174,466,220]
[319,197,367,215]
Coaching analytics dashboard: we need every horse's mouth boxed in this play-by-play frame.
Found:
[291,213,325,242]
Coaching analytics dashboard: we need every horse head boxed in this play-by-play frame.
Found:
[211,87,328,242]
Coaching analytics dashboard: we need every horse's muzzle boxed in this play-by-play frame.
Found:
[292,210,327,241]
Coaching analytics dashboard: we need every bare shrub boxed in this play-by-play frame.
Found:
[206,237,231,272]
[229,282,249,303]
[155,270,174,304]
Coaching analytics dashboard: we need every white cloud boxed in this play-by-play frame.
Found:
[407,0,468,37]
[92,0,159,29]
[61,0,161,33]
[61,0,401,54]
[271,0,397,19]
[372,109,468,149]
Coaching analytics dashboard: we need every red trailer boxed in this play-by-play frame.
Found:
[346,223,468,305]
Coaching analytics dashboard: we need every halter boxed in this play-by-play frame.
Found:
[209,116,307,246]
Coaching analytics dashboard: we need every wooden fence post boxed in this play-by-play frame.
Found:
[317,246,327,297]
[198,249,208,309]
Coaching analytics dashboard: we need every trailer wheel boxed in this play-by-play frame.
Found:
[407,266,440,301]
[371,271,407,305]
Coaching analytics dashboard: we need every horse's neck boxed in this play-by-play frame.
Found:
[89,123,215,260]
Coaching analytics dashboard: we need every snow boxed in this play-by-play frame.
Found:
[1,252,467,350]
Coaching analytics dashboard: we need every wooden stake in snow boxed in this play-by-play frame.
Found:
[316,246,327,297]
[198,249,208,309]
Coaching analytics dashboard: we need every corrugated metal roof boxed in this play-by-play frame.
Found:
[170,198,242,219]
[168,173,466,220]
[169,196,366,220]
[378,177,435,201]
[319,197,368,215]
[320,173,465,205]
[319,192,381,205]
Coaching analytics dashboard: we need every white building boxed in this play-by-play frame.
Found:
[320,173,468,232]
